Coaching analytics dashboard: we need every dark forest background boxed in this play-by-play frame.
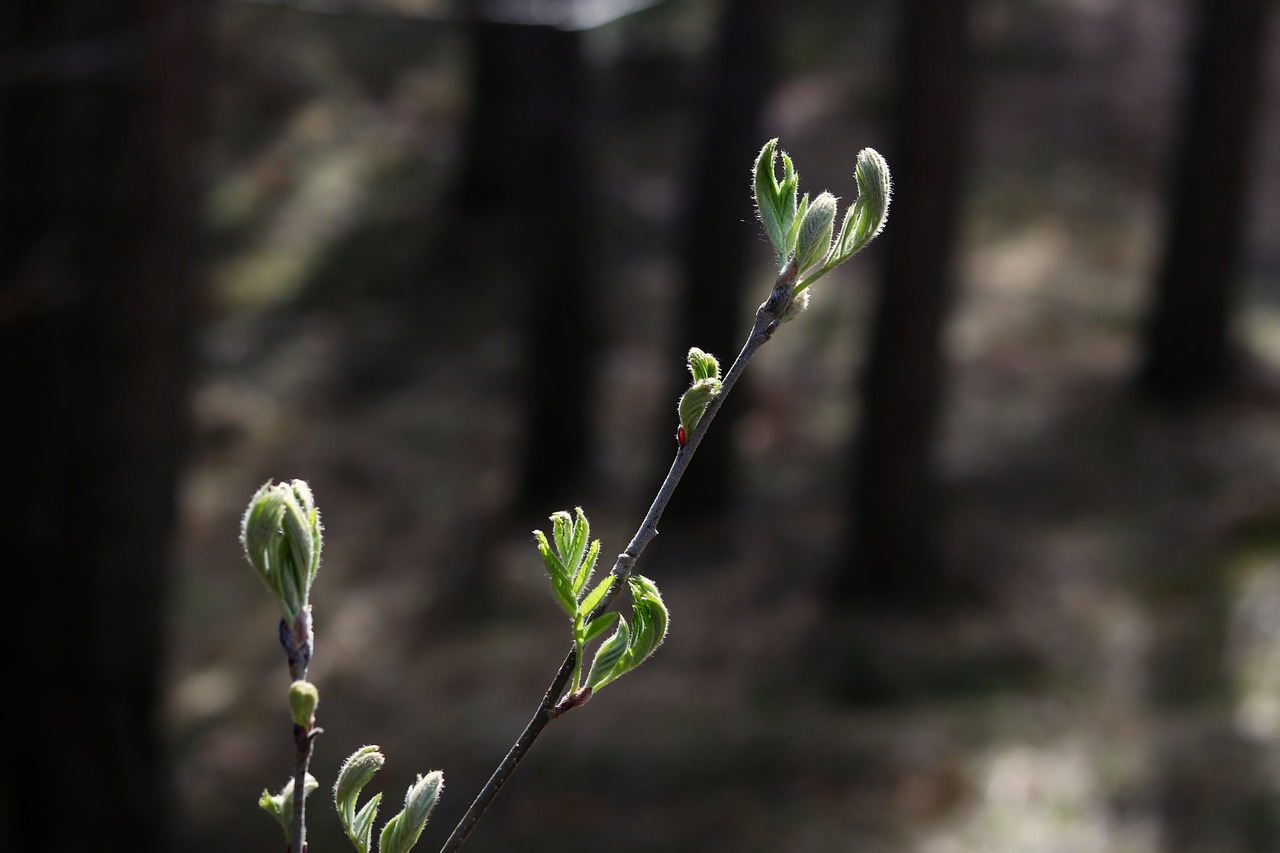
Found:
[4,0,1280,851]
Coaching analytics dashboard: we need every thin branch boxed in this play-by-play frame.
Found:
[437,261,798,853]
[290,725,320,853]
[280,609,316,852]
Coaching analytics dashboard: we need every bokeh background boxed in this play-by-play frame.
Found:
[5,0,1280,851]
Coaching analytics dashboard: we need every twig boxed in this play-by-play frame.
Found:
[290,724,320,853]
[280,609,316,852]
[437,261,798,853]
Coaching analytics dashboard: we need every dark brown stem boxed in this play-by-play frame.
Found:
[280,608,316,852]
[288,722,320,853]
[436,263,796,853]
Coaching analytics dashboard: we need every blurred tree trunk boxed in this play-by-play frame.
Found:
[1136,0,1272,402]
[834,0,970,606]
[668,0,774,520]
[0,2,206,851]
[453,17,595,512]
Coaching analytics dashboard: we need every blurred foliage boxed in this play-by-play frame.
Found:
[175,1,1280,851]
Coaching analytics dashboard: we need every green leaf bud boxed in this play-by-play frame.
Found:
[678,377,722,438]
[240,479,324,621]
[795,191,836,274]
[288,680,319,729]
[378,771,444,853]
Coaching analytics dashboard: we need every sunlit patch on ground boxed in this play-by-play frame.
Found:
[920,741,1158,853]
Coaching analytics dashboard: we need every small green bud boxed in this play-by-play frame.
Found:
[288,680,319,728]
[678,377,722,438]
[795,191,836,274]
[379,771,444,853]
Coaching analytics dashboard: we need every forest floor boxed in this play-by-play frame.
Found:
[169,2,1280,851]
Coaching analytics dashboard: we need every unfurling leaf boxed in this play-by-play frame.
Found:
[832,147,891,265]
[378,771,444,853]
[259,774,318,846]
[534,508,601,617]
[753,138,800,264]
[623,575,669,672]
[687,347,721,383]
[678,378,722,439]
[585,576,670,692]
[585,618,631,690]
[335,746,386,853]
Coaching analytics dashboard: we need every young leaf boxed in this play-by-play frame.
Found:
[260,774,318,846]
[579,573,615,617]
[687,347,720,383]
[571,537,601,598]
[533,529,576,618]
[785,192,811,262]
[551,511,573,568]
[378,771,444,853]
[834,147,891,263]
[582,610,620,644]
[753,138,800,263]
[335,746,386,853]
[623,575,669,673]
[585,618,631,690]
[562,508,587,580]
[351,794,384,853]
[584,577,670,692]
[678,377,722,438]
[795,147,892,294]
